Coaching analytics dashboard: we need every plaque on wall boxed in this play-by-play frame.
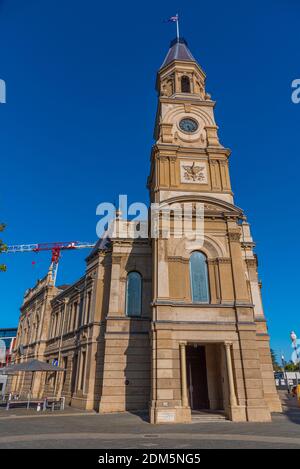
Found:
[157,411,176,423]
[180,161,207,184]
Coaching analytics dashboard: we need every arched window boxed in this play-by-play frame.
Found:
[126,271,142,317]
[189,252,210,303]
[181,75,191,93]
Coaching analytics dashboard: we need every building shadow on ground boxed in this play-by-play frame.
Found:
[278,390,300,425]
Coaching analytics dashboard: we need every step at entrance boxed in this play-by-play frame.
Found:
[191,411,228,423]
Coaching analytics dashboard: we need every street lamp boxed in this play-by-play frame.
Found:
[281,353,290,393]
[290,331,299,387]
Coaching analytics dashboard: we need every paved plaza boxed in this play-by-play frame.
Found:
[0,392,299,449]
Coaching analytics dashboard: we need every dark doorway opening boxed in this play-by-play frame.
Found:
[186,345,209,410]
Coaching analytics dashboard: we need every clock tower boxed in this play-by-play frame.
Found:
[149,37,232,206]
[148,38,281,423]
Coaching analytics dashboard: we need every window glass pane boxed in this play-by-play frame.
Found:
[190,252,209,303]
[126,272,142,317]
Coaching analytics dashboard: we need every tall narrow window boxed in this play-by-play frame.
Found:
[85,291,92,323]
[78,297,84,327]
[55,313,59,337]
[79,351,86,391]
[35,319,39,341]
[190,252,210,303]
[181,75,191,93]
[125,272,142,317]
[72,302,78,330]
[67,304,72,332]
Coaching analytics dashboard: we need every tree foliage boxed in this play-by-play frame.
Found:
[0,223,7,271]
[284,362,299,372]
[270,348,281,371]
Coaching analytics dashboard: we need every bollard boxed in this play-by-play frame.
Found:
[297,384,300,404]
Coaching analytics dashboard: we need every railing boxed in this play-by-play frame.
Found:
[2,393,65,411]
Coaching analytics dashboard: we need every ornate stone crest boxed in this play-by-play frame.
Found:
[180,161,207,184]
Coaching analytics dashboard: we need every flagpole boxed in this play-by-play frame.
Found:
[176,14,180,41]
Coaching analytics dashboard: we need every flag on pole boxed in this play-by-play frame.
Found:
[165,15,178,23]
[164,14,180,40]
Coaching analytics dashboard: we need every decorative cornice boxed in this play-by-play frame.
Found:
[154,320,238,326]
[207,259,218,266]
[217,257,231,264]
[167,256,189,264]
[153,300,235,308]
[159,97,214,107]
[153,299,254,309]
[241,242,256,249]
[105,316,151,324]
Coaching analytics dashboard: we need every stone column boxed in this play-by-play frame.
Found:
[179,343,188,407]
[107,254,122,317]
[224,342,237,407]
[228,229,249,303]
[207,260,218,303]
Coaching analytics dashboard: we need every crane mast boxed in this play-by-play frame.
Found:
[6,241,95,285]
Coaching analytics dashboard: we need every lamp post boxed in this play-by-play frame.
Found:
[290,331,299,387]
[281,353,290,393]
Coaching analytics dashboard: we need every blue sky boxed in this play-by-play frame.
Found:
[0,0,299,363]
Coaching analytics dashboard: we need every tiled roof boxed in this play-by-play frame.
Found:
[160,37,196,69]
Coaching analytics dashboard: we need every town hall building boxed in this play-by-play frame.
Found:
[10,37,281,423]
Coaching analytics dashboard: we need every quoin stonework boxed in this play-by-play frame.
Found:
[9,37,281,423]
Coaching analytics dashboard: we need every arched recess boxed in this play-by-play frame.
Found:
[125,271,142,317]
[189,251,210,303]
[171,234,227,260]
[181,75,191,93]
[163,105,215,128]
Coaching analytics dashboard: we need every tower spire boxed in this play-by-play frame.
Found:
[160,37,197,70]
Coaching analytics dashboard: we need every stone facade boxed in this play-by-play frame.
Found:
[10,37,281,423]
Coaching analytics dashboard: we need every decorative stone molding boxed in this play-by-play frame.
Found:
[160,75,174,97]
[241,241,255,249]
[245,258,257,268]
[207,259,218,266]
[228,231,241,242]
[167,256,189,264]
[158,155,169,162]
[111,255,122,265]
[217,257,231,264]
[205,125,220,147]
[160,123,173,143]
[180,161,208,184]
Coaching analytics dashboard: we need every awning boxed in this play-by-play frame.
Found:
[0,359,65,374]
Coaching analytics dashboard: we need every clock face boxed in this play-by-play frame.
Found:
[179,118,198,133]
